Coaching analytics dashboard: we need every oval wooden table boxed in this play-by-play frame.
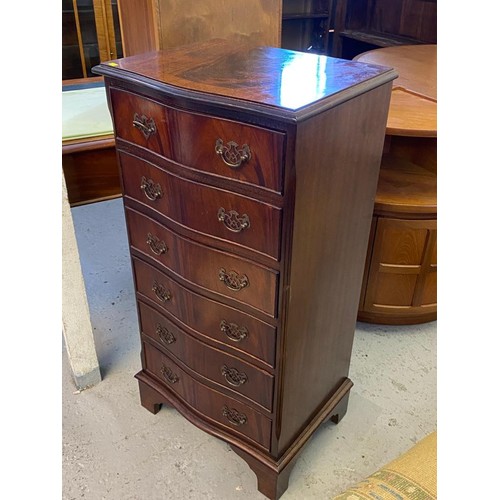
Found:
[355,45,437,324]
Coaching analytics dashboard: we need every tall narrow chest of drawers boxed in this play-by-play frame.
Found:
[94,40,396,499]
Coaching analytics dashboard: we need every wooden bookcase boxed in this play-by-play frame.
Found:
[332,0,437,59]
[63,0,123,81]
[281,0,335,54]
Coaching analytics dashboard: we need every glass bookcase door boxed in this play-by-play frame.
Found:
[62,0,123,81]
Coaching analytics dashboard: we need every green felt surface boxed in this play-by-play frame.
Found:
[62,87,114,141]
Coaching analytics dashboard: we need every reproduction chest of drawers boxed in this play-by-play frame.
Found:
[94,40,396,499]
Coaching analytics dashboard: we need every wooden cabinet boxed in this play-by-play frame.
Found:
[93,39,396,499]
[281,0,334,54]
[355,45,437,324]
[63,0,123,80]
[358,145,437,324]
[117,0,282,56]
[332,0,437,59]
[117,0,337,58]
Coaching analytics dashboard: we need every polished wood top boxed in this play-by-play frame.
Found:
[355,45,437,137]
[93,39,396,117]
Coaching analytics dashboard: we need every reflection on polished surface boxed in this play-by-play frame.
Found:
[102,39,393,111]
[279,52,327,109]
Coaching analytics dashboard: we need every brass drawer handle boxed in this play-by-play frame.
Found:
[152,280,171,302]
[215,139,251,168]
[140,176,163,201]
[218,268,249,291]
[146,233,168,255]
[160,364,179,384]
[133,112,157,139]
[156,323,176,345]
[222,405,247,426]
[217,207,250,233]
[220,320,248,342]
[221,365,248,387]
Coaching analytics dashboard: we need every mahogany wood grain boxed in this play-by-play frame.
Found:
[62,141,121,206]
[96,39,396,113]
[110,87,285,193]
[140,308,275,411]
[119,152,282,261]
[126,208,278,317]
[142,341,272,449]
[134,259,277,366]
[277,82,392,452]
[94,41,396,499]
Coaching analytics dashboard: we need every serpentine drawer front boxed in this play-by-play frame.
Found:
[110,88,285,193]
[93,40,396,500]
[126,207,278,317]
[142,341,272,449]
[119,152,282,260]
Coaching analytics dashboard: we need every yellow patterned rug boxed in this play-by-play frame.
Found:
[333,432,436,500]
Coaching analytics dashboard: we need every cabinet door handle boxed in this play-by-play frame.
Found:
[146,233,168,255]
[218,268,249,291]
[152,280,171,302]
[133,113,157,139]
[222,405,247,426]
[160,364,179,384]
[217,207,250,233]
[221,365,248,387]
[215,139,251,168]
[156,323,176,345]
[220,320,248,342]
[140,176,163,201]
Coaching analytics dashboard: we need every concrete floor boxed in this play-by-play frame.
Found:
[63,198,437,500]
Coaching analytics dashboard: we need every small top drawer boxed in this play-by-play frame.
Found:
[110,88,173,158]
[110,88,285,193]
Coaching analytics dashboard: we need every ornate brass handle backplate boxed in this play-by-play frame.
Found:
[133,113,157,139]
[218,268,249,291]
[156,323,176,345]
[217,208,250,233]
[140,176,162,201]
[146,233,167,255]
[222,405,247,426]
[215,139,251,168]
[160,364,179,384]
[152,280,171,303]
[220,320,248,342]
[221,365,248,387]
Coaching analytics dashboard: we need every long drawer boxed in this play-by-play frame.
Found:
[120,152,282,260]
[110,87,285,193]
[143,341,272,450]
[140,302,274,411]
[126,207,278,317]
[133,258,277,367]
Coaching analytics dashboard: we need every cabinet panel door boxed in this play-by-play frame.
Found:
[363,217,437,316]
